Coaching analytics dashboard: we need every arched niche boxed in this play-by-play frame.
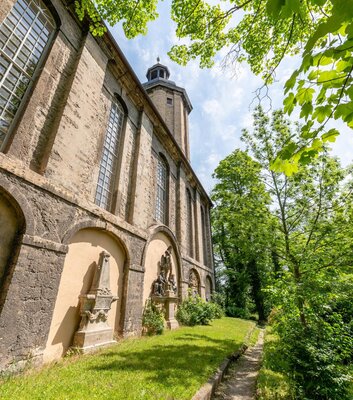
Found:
[142,231,181,306]
[0,188,25,312]
[43,228,126,362]
[205,275,213,301]
[188,268,201,297]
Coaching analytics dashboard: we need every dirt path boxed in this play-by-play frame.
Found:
[212,329,265,400]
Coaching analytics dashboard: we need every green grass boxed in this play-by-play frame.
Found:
[0,318,254,400]
[256,329,293,400]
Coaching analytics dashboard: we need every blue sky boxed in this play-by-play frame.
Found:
[109,2,353,194]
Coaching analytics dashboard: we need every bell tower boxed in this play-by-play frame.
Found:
[143,59,193,160]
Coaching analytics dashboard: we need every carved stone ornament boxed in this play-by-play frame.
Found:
[150,246,178,329]
[73,251,118,352]
[152,246,177,297]
[189,269,200,296]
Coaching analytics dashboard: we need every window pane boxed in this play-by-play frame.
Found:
[155,157,167,223]
[95,100,124,210]
[0,0,55,148]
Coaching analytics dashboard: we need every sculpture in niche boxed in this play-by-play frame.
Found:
[151,246,178,329]
[189,269,200,296]
[152,246,177,296]
[73,251,118,352]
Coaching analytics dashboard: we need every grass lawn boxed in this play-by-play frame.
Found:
[0,317,254,400]
[256,330,293,400]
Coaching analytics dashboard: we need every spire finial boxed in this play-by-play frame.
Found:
[157,56,160,63]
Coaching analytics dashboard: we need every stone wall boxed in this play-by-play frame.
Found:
[0,0,215,371]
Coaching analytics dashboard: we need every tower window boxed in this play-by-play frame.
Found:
[0,0,56,149]
[151,70,157,80]
[167,97,173,106]
[95,99,124,210]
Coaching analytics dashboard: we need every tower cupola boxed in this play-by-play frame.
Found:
[143,58,192,160]
[146,57,170,81]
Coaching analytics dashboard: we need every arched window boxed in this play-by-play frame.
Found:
[155,155,168,224]
[186,188,193,257]
[0,0,56,149]
[205,276,213,302]
[200,205,209,266]
[95,99,125,210]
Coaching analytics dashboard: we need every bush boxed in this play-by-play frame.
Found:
[176,294,223,326]
[273,311,353,400]
[142,299,164,336]
[226,305,252,320]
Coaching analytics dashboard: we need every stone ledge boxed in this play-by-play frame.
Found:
[23,234,69,253]
[129,263,145,273]
[191,344,248,400]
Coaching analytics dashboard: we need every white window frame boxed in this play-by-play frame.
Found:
[95,99,125,210]
[0,0,56,149]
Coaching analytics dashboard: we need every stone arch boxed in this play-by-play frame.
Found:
[205,275,213,301]
[0,177,35,235]
[188,268,201,297]
[141,224,183,306]
[0,186,26,313]
[43,227,128,362]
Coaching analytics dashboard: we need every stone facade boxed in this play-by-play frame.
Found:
[0,0,214,371]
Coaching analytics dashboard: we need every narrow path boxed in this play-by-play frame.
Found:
[213,329,265,400]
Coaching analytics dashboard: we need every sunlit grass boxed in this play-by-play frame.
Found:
[0,318,254,400]
[256,330,293,400]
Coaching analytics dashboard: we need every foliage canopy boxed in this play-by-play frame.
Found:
[76,0,353,173]
[212,107,353,398]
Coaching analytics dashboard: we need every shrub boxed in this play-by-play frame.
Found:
[142,299,164,336]
[176,294,223,326]
[273,310,353,400]
[226,305,252,320]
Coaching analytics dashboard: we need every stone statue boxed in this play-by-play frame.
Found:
[168,274,177,295]
[73,251,118,351]
[160,246,172,281]
[153,273,166,296]
[189,269,200,296]
[152,246,177,297]
[150,246,179,330]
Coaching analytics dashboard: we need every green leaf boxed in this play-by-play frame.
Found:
[312,105,332,123]
[334,102,353,120]
[318,70,340,83]
[322,128,339,143]
[297,87,315,105]
[285,70,300,93]
[266,0,286,19]
[283,92,296,115]
[300,102,313,120]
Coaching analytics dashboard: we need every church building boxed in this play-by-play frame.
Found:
[0,0,214,371]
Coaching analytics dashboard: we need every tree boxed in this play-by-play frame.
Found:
[211,149,274,322]
[241,107,353,398]
[76,0,353,172]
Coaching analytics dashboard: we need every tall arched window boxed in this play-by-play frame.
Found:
[0,0,56,149]
[200,205,209,266]
[95,99,125,210]
[186,188,194,257]
[155,155,168,224]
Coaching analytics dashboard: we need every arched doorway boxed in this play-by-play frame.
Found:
[43,228,126,362]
